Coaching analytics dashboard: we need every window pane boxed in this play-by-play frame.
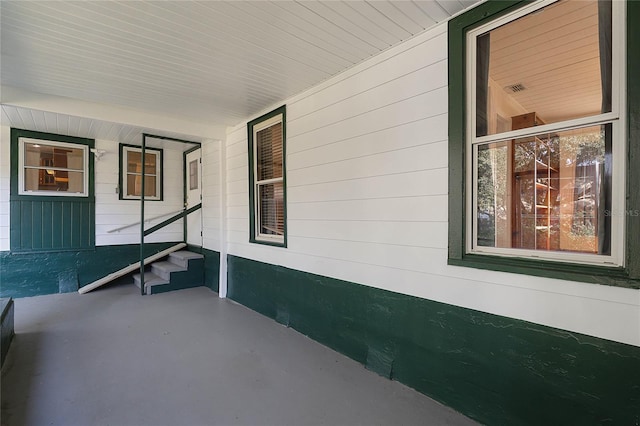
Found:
[126,174,157,197]
[476,0,611,137]
[24,169,84,193]
[24,143,84,170]
[127,151,142,173]
[189,160,198,190]
[476,125,610,254]
[258,182,284,236]
[256,122,283,181]
[127,151,157,174]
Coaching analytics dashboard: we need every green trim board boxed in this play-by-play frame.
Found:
[0,242,181,298]
[247,105,288,248]
[118,143,164,201]
[10,129,95,253]
[227,255,640,425]
[447,0,640,288]
[186,245,220,293]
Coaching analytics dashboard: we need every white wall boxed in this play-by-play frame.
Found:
[223,23,640,347]
[202,140,222,252]
[0,125,10,251]
[94,139,184,246]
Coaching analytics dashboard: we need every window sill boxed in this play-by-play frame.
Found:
[250,238,287,248]
[448,254,639,289]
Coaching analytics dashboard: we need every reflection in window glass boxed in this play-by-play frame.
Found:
[123,147,161,199]
[476,125,610,254]
[22,141,86,194]
[476,0,611,137]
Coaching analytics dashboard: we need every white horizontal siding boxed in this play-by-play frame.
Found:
[0,125,10,251]
[202,140,221,252]
[223,22,640,347]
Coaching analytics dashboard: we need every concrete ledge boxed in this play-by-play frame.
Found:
[1,297,15,368]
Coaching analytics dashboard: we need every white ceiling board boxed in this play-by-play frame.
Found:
[488,0,602,124]
[2,105,204,152]
[1,1,480,129]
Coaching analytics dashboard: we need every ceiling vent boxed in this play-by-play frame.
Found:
[506,83,526,93]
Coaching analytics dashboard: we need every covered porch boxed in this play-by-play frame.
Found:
[1,283,475,426]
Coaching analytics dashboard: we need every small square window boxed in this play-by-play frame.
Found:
[119,145,163,201]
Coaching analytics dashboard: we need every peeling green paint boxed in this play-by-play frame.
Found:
[227,255,640,425]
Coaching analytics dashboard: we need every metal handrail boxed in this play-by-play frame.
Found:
[143,204,201,237]
[107,209,184,233]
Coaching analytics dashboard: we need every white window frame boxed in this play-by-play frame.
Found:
[121,146,162,201]
[465,0,626,267]
[253,113,284,244]
[18,137,89,197]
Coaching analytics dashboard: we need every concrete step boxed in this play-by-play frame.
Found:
[168,250,204,268]
[152,261,187,281]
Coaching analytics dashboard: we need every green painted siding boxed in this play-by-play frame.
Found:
[10,199,95,252]
[0,242,180,298]
[186,245,220,293]
[10,128,95,253]
[227,255,640,425]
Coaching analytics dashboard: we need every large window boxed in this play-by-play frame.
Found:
[119,145,163,201]
[448,0,640,286]
[18,138,88,197]
[248,106,286,246]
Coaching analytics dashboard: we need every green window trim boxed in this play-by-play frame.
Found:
[118,143,164,201]
[247,105,287,248]
[10,128,95,253]
[447,0,640,289]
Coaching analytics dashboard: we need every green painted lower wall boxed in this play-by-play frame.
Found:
[186,245,220,293]
[227,255,640,425]
[0,242,180,298]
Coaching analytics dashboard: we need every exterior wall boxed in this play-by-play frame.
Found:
[94,138,184,246]
[202,140,221,252]
[0,125,10,252]
[224,22,640,347]
[228,255,640,426]
[0,127,194,297]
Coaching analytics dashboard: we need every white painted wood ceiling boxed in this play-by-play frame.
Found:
[1,0,478,140]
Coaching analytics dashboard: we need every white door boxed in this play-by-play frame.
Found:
[185,148,202,247]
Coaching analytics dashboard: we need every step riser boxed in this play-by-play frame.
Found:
[168,258,189,269]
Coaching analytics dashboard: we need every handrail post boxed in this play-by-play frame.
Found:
[140,134,146,295]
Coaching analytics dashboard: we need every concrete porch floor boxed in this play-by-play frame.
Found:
[1,283,476,426]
